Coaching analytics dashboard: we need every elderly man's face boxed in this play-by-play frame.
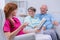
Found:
[40,5,48,14]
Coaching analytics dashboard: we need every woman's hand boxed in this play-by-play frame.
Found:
[20,22,28,29]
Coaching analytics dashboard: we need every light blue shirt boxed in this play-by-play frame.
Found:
[35,13,55,30]
[24,16,40,30]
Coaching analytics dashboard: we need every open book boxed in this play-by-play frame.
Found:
[35,18,46,30]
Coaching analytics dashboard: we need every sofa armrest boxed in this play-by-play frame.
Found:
[54,25,60,39]
[13,33,35,40]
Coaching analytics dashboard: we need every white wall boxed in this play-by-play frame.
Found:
[16,0,60,22]
[0,0,5,10]
[1,0,60,12]
[27,0,60,12]
[1,0,60,22]
[18,0,60,22]
[4,0,60,22]
[27,0,60,22]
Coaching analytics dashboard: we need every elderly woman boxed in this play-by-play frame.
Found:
[23,7,40,33]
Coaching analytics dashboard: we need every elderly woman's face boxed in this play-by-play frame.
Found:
[11,9,17,16]
[28,9,35,17]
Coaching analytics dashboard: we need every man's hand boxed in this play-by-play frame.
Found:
[34,26,37,28]
[53,21,59,26]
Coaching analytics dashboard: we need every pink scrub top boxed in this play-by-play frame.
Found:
[3,17,25,36]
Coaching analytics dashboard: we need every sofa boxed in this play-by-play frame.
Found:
[0,10,35,40]
[0,10,60,40]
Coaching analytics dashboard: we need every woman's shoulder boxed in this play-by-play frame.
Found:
[13,17,21,24]
[13,17,20,21]
[13,17,18,19]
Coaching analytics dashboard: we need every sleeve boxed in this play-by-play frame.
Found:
[24,26,33,30]
[35,14,39,18]
[24,17,29,23]
[16,17,22,25]
[24,26,35,33]
[24,17,30,30]
[24,18,27,23]
[42,15,55,27]
[24,17,35,32]
[13,17,22,27]
[3,21,10,32]
[50,15,55,22]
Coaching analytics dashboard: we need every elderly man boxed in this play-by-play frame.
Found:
[35,5,59,40]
